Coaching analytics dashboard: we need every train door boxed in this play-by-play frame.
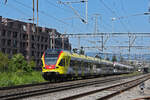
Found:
[93,64,97,75]
[58,58,65,74]
[81,61,85,77]
[65,56,70,70]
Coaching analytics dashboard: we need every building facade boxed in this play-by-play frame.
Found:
[0,16,71,68]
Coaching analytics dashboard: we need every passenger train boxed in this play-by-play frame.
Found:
[41,49,134,81]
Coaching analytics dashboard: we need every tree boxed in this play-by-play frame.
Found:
[106,57,110,61]
[8,53,28,72]
[0,52,9,72]
[79,46,84,55]
[112,55,117,62]
[95,54,101,59]
[8,53,36,73]
[26,60,36,72]
[73,48,78,53]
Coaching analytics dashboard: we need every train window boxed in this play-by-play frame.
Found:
[70,60,75,67]
[59,59,65,66]
[84,62,88,67]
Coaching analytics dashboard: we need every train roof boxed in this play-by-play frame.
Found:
[45,49,133,69]
[61,50,113,65]
[114,62,134,69]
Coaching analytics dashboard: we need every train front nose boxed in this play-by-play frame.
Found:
[45,65,56,69]
[42,72,60,81]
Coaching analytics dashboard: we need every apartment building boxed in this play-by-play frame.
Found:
[0,16,71,68]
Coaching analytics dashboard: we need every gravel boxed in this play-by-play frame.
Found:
[109,79,150,100]
[22,75,146,100]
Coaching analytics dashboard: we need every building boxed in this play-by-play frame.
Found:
[0,16,71,68]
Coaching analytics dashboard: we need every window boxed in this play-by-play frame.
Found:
[45,45,47,50]
[22,50,27,56]
[7,31,11,37]
[13,32,17,38]
[59,59,65,66]
[2,48,6,53]
[41,44,43,50]
[45,37,48,42]
[1,39,6,46]
[20,42,23,48]
[37,36,40,41]
[26,42,28,47]
[9,22,13,28]
[13,40,17,48]
[32,35,35,41]
[70,60,75,67]
[37,52,40,57]
[32,51,35,56]
[23,42,26,48]
[41,36,44,42]
[7,40,11,46]
[32,43,35,49]
[23,34,27,40]
[18,24,22,29]
[37,44,40,50]
[2,30,6,36]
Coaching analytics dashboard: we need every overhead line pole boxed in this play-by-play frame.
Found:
[33,0,35,26]
[37,0,39,33]
[85,0,88,23]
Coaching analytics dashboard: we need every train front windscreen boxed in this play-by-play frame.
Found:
[44,49,61,65]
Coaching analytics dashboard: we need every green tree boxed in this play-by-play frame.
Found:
[112,55,117,62]
[73,48,78,53]
[0,52,9,72]
[79,46,84,55]
[26,60,36,72]
[106,57,110,61]
[8,54,28,72]
[95,54,101,59]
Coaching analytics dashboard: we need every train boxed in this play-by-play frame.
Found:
[41,49,134,81]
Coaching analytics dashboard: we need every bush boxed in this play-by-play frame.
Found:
[0,53,45,87]
[8,53,35,73]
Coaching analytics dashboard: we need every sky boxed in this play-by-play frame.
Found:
[0,0,150,57]
[0,0,150,33]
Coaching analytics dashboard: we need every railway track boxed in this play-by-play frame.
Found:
[133,96,150,100]
[59,74,150,100]
[0,74,140,100]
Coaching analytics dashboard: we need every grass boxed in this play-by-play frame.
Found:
[0,71,46,87]
[0,71,142,87]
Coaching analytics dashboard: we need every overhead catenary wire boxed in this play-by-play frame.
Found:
[12,0,84,33]
[6,3,32,18]
[99,0,130,32]
[14,0,69,26]
[58,0,87,24]
[46,0,72,14]
[119,0,134,30]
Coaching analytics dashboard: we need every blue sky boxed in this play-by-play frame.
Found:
[0,0,150,56]
[0,0,150,33]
